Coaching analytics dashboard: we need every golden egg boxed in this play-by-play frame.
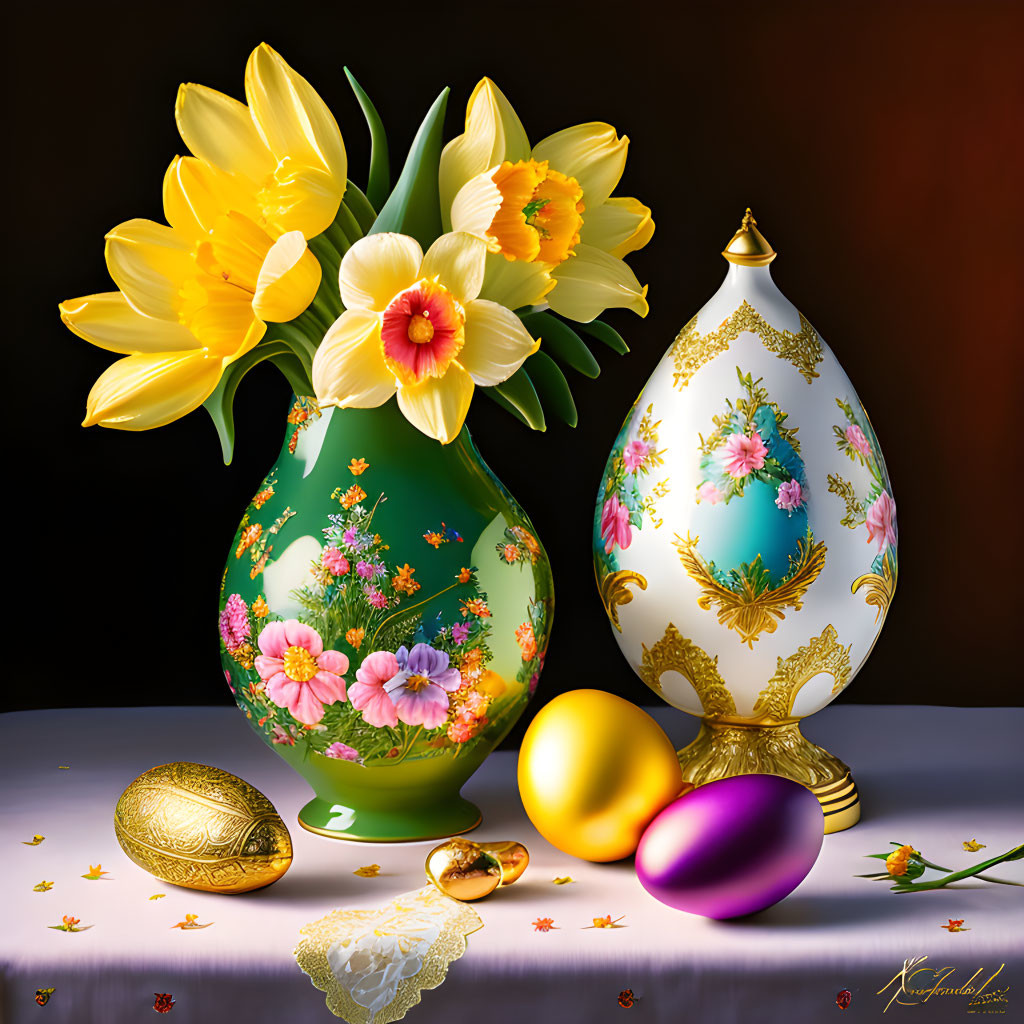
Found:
[518,689,686,861]
[114,762,292,894]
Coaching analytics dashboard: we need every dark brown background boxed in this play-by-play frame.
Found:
[10,0,1023,728]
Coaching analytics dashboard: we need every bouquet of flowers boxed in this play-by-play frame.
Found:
[59,44,654,459]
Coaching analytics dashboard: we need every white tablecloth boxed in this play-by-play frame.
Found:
[2,705,1022,1023]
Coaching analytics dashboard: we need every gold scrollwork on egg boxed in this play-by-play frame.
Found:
[852,554,897,622]
[751,624,853,722]
[638,623,737,718]
[597,569,648,632]
[670,300,824,389]
[674,534,828,647]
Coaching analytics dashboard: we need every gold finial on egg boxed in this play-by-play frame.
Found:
[722,208,777,267]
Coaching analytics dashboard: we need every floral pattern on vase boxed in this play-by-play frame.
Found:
[220,397,553,841]
[677,368,827,647]
[827,397,898,620]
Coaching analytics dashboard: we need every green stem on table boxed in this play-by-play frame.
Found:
[891,844,1024,893]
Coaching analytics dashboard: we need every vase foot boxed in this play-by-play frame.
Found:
[677,720,860,834]
[296,795,482,843]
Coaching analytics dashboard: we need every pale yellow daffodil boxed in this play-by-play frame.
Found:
[312,232,540,443]
[440,78,653,322]
[175,43,347,239]
[60,155,322,430]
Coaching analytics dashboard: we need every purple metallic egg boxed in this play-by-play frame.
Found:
[635,774,823,919]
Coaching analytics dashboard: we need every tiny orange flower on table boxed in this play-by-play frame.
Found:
[532,917,558,932]
[585,915,626,929]
[348,457,369,475]
[171,913,213,930]
[49,914,91,932]
[391,563,421,596]
[353,864,381,877]
[346,627,365,650]
[81,864,108,880]
[941,919,969,932]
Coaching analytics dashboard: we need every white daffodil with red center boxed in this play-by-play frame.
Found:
[440,78,653,323]
[175,43,347,238]
[312,231,540,443]
[59,155,321,430]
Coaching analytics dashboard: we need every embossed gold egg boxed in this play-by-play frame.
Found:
[114,762,292,894]
[518,690,687,861]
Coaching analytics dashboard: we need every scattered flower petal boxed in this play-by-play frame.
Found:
[171,913,213,930]
[33,881,54,892]
[58,765,71,770]
[836,989,852,1010]
[941,919,970,932]
[585,915,626,929]
[353,864,381,877]
[154,992,176,1013]
[618,989,634,1008]
[963,839,986,852]
[532,917,557,932]
[82,864,108,880]
[552,876,575,885]
[49,915,92,932]
[149,894,166,900]
[35,989,55,1006]
[23,834,45,846]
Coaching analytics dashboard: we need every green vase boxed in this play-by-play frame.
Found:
[219,397,553,841]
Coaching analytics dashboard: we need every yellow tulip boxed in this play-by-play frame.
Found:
[60,155,322,430]
[440,78,653,323]
[312,232,540,443]
[175,43,347,239]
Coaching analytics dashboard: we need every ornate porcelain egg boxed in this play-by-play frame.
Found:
[593,211,897,833]
[114,762,292,892]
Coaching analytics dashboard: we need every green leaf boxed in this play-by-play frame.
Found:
[491,367,546,431]
[344,68,390,211]
[369,87,449,249]
[481,386,531,428]
[575,317,629,354]
[203,341,296,465]
[520,311,600,378]
[523,350,577,426]
[268,353,313,398]
[344,180,377,234]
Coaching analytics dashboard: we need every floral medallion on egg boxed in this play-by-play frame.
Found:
[593,211,898,833]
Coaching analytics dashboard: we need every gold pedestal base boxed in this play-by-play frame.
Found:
[677,720,860,834]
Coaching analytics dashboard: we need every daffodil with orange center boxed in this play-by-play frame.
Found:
[312,232,540,443]
[440,78,653,323]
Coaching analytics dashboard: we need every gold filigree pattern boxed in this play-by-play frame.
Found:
[852,553,897,622]
[114,762,292,894]
[827,473,864,528]
[670,300,823,388]
[643,479,671,528]
[597,569,648,632]
[674,534,828,647]
[294,886,483,1023]
[751,625,853,720]
[638,623,736,718]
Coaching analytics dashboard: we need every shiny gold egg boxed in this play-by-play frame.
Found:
[518,689,687,861]
[425,838,503,900]
[114,762,292,894]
